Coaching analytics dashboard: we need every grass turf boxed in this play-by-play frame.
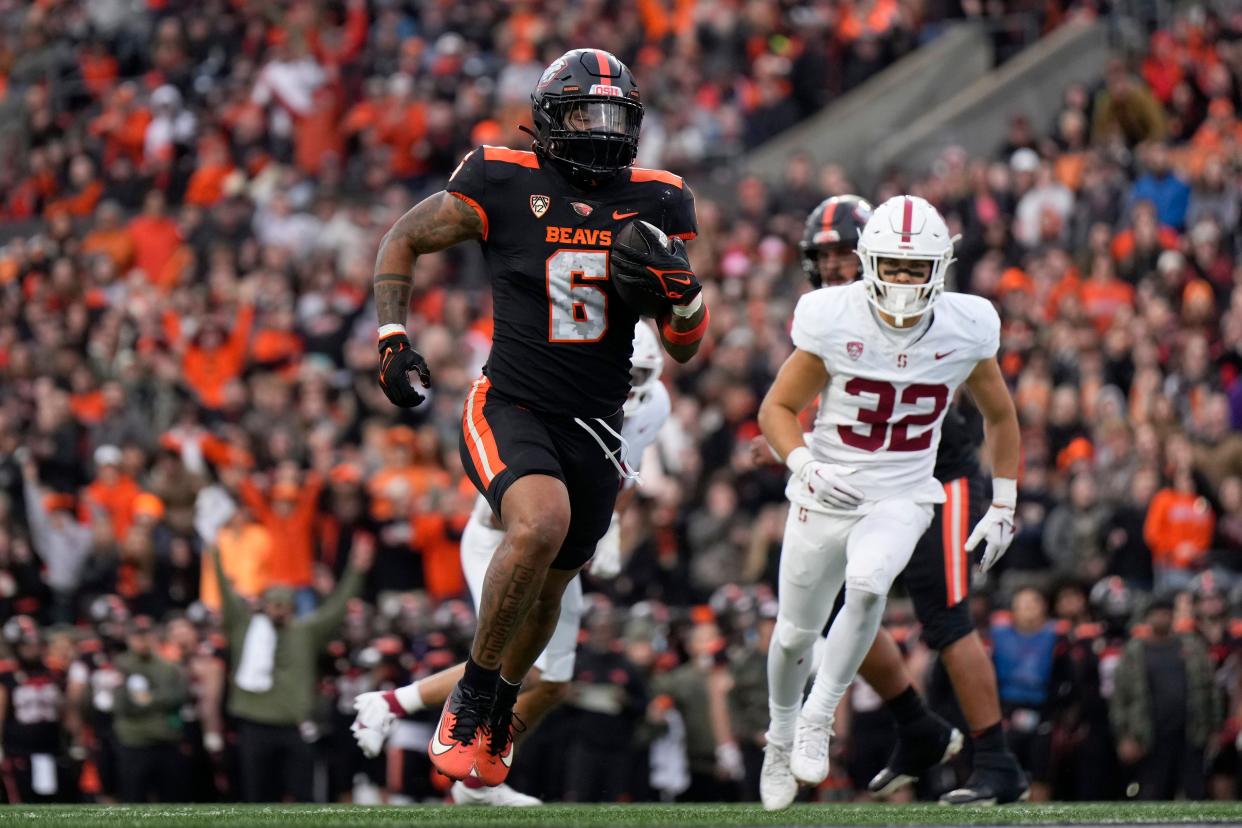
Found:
[0,803,1241,828]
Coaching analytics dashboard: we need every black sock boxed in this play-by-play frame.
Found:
[462,657,500,697]
[972,721,1007,754]
[495,676,521,711]
[886,685,928,728]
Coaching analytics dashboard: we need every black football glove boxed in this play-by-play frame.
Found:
[378,333,431,408]
[610,220,702,307]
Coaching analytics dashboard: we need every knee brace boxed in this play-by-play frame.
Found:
[775,615,821,654]
[845,574,892,600]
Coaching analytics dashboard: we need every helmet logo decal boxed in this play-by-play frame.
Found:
[846,341,864,360]
[530,194,550,219]
[590,84,623,97]
[537,58,567,90]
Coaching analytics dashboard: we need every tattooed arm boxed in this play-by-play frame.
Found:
[374,191,484,407]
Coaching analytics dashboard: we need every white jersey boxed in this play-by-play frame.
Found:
[789,281,999,508]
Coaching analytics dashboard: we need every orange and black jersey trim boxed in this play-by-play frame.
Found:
[446,145,697,417]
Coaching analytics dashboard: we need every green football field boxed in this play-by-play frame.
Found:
[1,803,1241,828]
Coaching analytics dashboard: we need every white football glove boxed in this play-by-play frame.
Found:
[966,478,1017,573]
[351,691,400,758]
[786,447,864,510]
[589,512,623,578]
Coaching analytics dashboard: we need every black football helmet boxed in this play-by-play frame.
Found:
[800,195,873,288]
[531,49,643,187]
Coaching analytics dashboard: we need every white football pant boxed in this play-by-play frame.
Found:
[767,498,932,743]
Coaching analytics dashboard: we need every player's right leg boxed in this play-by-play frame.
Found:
[899,477,1027,805]
[432,379,572,781]
[793,499,933,787]
[761,504,849,811]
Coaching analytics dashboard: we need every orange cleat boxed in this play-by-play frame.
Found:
[475,705,524,786]
[427,683,493,781]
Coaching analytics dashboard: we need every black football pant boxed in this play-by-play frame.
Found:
[237,719,313,802]
[117,742,188,802]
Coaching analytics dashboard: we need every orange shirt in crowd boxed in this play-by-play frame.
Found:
[70,390,107,424]
[1144,488,1216,569]
[184,162,234,206]
[182,304,254,410]
[127,213,181,284]
[1080,278,1135,332]
[238,473,323,589]
[200,522,274,611]
[81,475,142,541]
[368,466,451,522]
[81,226,135,271]
[412,512,468,600]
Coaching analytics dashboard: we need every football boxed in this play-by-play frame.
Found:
[609,220,681,318]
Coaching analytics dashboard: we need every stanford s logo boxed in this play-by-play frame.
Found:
[571,201,593,217]
[530,194,550,219]
[846,341,864,360]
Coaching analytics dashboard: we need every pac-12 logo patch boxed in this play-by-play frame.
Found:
[846,341,864,360]
[530,194,550,218]
[571,201,593,217]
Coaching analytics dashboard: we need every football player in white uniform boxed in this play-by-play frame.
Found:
[351,322,670,806]
[757,195,1020,807]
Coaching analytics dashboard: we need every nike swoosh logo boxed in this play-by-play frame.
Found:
[613,210,638,220]
[500,744,514,768]
[430,722,456,755]
[666,276,692,285]
[934,350,956,360]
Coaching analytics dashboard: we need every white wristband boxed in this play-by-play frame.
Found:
[671,292,703,318]
[785,446,812,477]
[992,477,1017,508]
[378,323,407,340]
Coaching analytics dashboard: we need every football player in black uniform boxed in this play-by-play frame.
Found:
[372,49,706,785]
[760,196,1027,805]
[0,616,68,803]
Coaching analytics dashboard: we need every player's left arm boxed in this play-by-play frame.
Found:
[658,184,707,363]
[962,356,1020,572]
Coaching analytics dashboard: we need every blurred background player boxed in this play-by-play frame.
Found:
[757,196,1021,809]
[353,322,672,806]
[371,48,706,786]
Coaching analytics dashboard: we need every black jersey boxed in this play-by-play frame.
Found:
[0,661,64,755]
[934,402,982,483]
[446,145,697,417]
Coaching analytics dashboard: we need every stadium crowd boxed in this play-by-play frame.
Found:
[0,0,1238,808]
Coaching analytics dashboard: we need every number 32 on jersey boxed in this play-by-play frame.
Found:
[838,378,949,453]
[547,249,609,343]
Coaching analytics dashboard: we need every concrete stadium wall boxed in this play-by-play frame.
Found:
[738,23,992,188]
[866,19,1110,180]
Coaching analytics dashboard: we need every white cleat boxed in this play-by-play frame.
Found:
[790,714,833,786]
[450,780,542,806]
[760,738,798,811]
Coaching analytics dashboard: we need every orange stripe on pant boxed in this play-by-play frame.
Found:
[942,481,957,606]
[462,377,506,486]
[956,479,970,605]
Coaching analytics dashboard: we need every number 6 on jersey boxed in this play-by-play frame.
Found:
[547,249,609,343]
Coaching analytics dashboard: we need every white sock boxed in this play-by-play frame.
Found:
[768,703,799,747]
[802,590,886,724]
[395,681,426,713]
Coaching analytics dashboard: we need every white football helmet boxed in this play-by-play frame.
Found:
[625,321,664,416]
[856,195,957,325]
